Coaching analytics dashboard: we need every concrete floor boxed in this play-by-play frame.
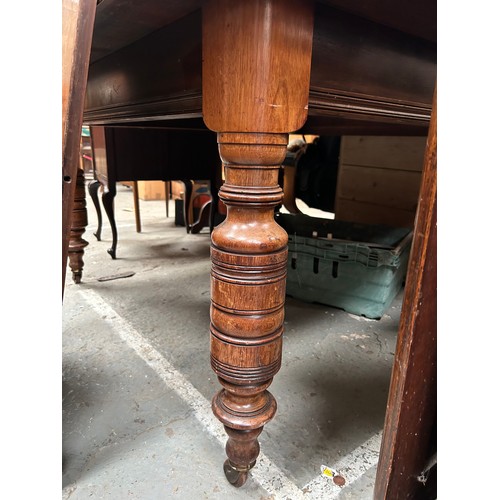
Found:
[62,184,403,499]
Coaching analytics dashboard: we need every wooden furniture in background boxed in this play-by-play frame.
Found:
[282,139,309,215]
[91,180,174,237]
[62,0,96,293]
[88,126,221,258]
[335,136,427,228]
[63,0,438,494]
[131,182,141,232]
[181,180,215,234]
[137,180,170,201]
[132,180,171,232]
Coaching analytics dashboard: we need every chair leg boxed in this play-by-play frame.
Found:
[282,165,303,214]
[190,200,212,234]
[164,181,170,217]
[132,181,141,233]
[181,179,194,233]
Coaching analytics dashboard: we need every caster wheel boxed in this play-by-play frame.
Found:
[223,460,248,488]
[107,248,116,259]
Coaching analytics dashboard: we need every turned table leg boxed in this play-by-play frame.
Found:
[202,0,314,486]
[210,132,289,485]
[68,167,89,284]
[62,0,96,295]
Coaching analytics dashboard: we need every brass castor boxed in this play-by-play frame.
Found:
[223,459,255,488]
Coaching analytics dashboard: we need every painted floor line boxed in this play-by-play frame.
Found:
[78,288,304,499]
[301,431,383,499]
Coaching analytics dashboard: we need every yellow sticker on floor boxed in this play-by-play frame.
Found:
[321,465,338,478]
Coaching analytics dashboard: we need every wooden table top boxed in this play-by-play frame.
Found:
[84,0,436,136]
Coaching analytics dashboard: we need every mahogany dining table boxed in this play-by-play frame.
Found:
[62,1,437,497]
